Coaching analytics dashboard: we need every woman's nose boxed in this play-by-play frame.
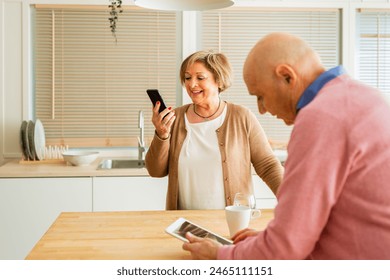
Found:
[188,78,198,88]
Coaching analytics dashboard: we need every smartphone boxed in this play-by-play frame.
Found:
[165,217,233,245]
[146,89,167,114]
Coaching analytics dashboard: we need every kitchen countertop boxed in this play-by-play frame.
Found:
[26,209,274,260]
[0,149,287,178]
[0,157,150,178]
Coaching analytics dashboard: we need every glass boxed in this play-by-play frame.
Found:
[233,192,256,209]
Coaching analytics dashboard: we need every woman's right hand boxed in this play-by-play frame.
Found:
[152,101,176,139]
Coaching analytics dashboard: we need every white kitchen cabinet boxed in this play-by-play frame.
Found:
[252,176,278,209]
[94,176,275,212]
[0,178,92,260]
[93,176,168,211]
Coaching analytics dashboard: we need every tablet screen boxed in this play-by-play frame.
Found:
[166,218,232,245]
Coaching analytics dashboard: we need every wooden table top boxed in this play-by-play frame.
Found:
[26,209,274,260]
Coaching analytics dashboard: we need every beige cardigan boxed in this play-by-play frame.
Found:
[145,102,284,210]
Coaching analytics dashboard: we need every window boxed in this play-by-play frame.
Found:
[200,8,341,145]
[34,5,179,148]
[33,6,342,149]
[356,10,390,96]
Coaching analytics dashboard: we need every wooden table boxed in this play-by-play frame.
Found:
[26,209,274,260]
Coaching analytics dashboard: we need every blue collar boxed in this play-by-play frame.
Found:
[296,66,346,111]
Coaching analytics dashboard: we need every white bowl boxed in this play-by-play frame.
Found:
[62,151,99,166]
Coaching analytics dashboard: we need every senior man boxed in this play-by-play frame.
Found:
[183,32,390,260]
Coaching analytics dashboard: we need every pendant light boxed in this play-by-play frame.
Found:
[134,0,234,11]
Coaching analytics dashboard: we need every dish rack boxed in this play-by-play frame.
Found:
[19,145,69,164]
[19,119,70,164]
[19,158,65,165]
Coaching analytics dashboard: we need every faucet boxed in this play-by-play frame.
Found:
[138,110,146,161]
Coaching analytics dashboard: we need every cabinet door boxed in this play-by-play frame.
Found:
[252,176,277,209]
[0,178,92,260]
[93,176,168,211]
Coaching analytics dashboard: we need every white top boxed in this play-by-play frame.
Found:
[178,105,227,210]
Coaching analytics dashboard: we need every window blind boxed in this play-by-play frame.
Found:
[357,10,390,96]
[200,8,341,145]
[34,6,178,147]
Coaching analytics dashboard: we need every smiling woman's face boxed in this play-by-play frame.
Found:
[184,62,220,105]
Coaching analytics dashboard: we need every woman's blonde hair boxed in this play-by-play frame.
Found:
[180,50,232,93]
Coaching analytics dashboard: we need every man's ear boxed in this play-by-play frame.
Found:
[275,64,296,86]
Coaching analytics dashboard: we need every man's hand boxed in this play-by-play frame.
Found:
[231,228,259,244]
[182,232,222,260]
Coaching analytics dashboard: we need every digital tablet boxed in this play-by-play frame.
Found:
[165,217,233,245]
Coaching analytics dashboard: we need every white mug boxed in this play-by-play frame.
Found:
[225,205,261,237]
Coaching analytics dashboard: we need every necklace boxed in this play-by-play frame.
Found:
[193,98,221,121]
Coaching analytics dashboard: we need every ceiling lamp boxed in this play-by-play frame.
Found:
[134,0,234,11]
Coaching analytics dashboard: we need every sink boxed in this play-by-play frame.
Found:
[97,159,145,169]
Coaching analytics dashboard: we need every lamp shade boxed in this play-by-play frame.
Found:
[134,0,234,11]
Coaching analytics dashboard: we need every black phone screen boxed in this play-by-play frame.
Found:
[146,89,167,113]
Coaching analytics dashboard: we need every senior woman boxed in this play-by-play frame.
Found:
[145,50,283,210]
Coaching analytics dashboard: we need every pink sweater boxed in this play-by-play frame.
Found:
[218,74,390,259]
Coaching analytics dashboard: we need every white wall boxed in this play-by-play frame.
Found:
[1,0,390,165]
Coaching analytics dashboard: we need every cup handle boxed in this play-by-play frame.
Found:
[251,209,261,219]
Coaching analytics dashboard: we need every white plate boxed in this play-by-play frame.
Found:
[34,119,46,160]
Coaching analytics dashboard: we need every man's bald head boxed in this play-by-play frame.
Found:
[243,33,325,125]
[244,32,322,82]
